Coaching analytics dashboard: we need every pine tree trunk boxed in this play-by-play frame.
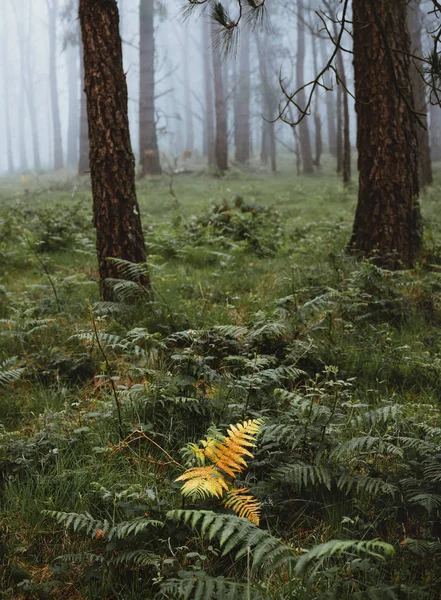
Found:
[79,0,149,299]
[2,11,14,174]
[212,23,228,171]
[203,18,215,165]
[66,43,79,167]
[139,0,161,176]
[235,28,251,164]
[408,0,433,187]
[47,0,64,170]
[319,36,337,156]
[296,0,314,173]
[78,34,90,175]
[350,0,422,269]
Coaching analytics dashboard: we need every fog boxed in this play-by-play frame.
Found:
[0,0,357,176]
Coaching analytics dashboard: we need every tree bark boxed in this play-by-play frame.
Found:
[212,22,228,171]
[350,0,422,269]
[296,0,314,173]
[78,32,90,175]
[66,42,79,167]
[79,0,149,299]
[408,0,433,187]
[431,103,441,161]
[235,28,251,164]
[139,0,162,176]
[47,0,64,170]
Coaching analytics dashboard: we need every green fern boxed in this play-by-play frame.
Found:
[161,571,265,600]
[0,357,22,387]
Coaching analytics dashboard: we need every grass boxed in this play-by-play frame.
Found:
[2,159,441,598]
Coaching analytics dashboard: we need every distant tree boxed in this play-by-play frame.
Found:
[235,28,251,164]
[349,0,422,268]
[139,0,162,176]
[78,33,90,175]
[431,102,441,160]
[183,26,195,155]
[408,0,433,187]
[65,41,79,167]
[202,18,216,165]
[79,0,149,299]
[46,0,64,170]
[319,36,337,157]
[257,34,277,172]
[2,7,14,174]
[212,22,228,171]
[309,23,322,167]
[296,0,314,174]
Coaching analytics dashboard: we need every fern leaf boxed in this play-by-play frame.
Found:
[223,487,261,525]
[161,571,265,600]
[176,466,229,499]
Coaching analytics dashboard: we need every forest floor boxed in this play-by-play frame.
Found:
[2,160,441,598]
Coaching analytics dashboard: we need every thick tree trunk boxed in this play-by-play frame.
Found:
[235,28,251,164]
[78,34,90,175]
[319,36,337,156]
[139,0,161,176]
[296,0,314,173]
[408,0,433,187]
[203,18,215,165]
[47,0,64,170]
[211,23,228,171]
[66,43,79,167]
[350,0,422,269]
[79,0,149,299]
[2,12,14,174]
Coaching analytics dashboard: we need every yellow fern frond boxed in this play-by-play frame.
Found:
[223,487,261,525]
[176,466,228,500]
[206,419,263,478]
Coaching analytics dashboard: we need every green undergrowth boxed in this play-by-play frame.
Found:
[1,164,441,598]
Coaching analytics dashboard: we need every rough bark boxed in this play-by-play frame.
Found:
[212,22,228,171]
[203,18,215,165]
[350,0,422,269]
[79,0,149,299]
[296,0,314,173]
[47,0,64,170]
[2,10,14,173]
[78,33,90,175]
[139,0,162,176]
[235,28,251,164]
[66,42,79,167]
[408,0,433,187]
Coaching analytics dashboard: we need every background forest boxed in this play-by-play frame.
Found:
[2,0,441,599]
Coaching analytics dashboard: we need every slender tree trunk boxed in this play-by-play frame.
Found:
[203,18,215,165]
[350,0,422,268]
[320,36,337,156]
[257,35,276,172]
[408,0,433,187]
[296,0,314,173]
[211,22,228,171]
[336,79,343,174]
[431,103,441,161]
[66,43,79,167]
[2,11,14,173]
[183,27,195,154]
[79,0,149,299]
[311,29,322,167]
[139,0,162,176]
[335,42,350,184]
[47,0,64,170]
[78,34,90,175]
[235,28,251,164]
